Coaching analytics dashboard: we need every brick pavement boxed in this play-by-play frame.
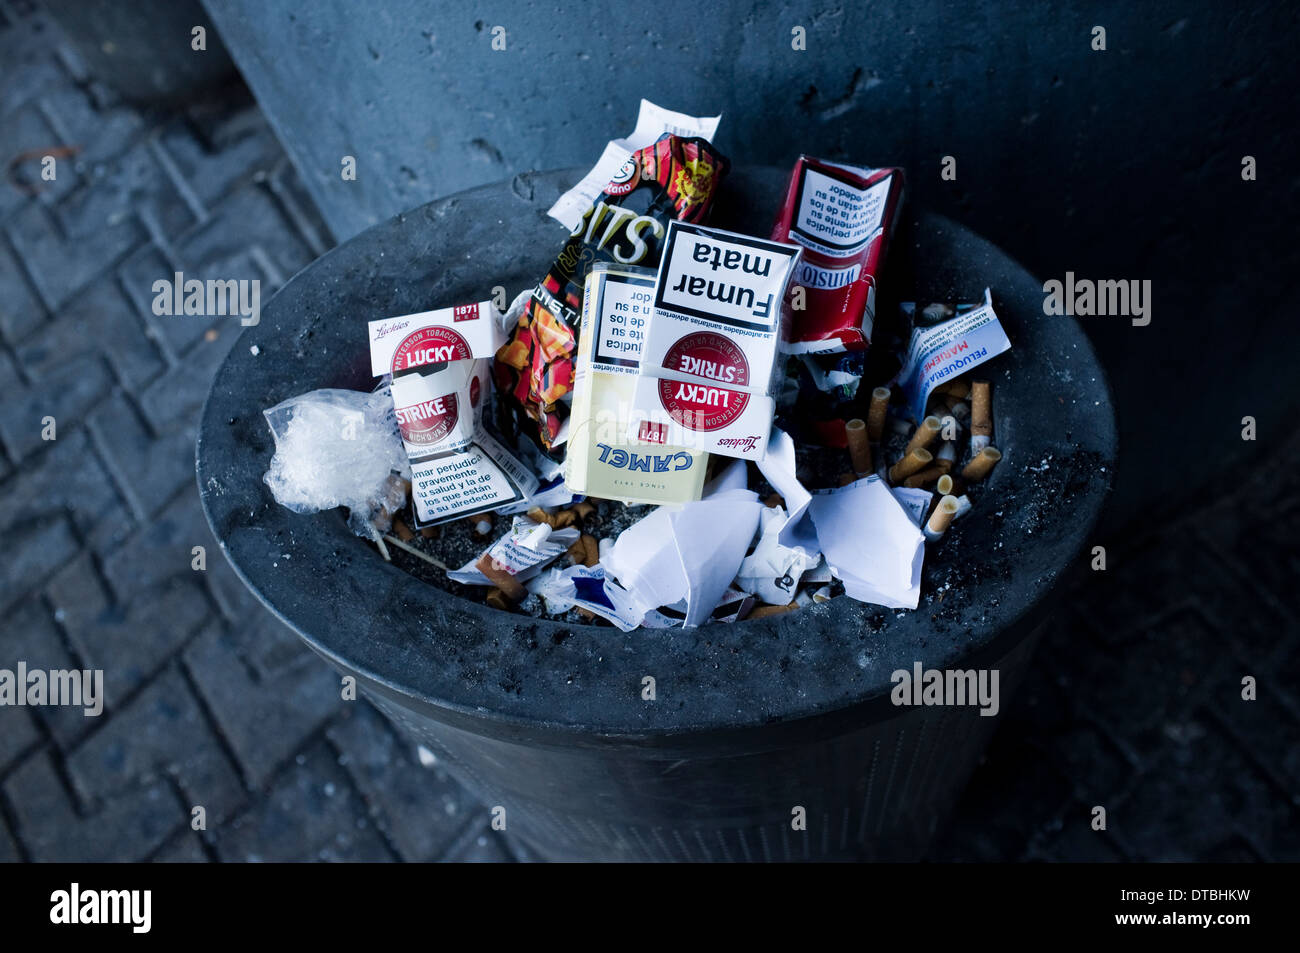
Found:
[0,2,1295,863]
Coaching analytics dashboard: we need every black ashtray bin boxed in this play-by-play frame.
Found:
[197,167,1116,861]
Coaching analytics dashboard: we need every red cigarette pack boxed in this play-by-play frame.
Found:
[770,157,905,354]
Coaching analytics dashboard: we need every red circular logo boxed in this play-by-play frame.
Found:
[604,156,640,197]
[657,332,750,432]
[391,326,472,374]
[397,392,459,446]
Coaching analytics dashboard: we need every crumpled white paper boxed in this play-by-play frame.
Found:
[528,564,643,631]
[755,427,817,549]
[604,460,762,627]
[809,475,925,609]
[736,505,821,605]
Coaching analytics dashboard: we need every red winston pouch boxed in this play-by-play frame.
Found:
[770,157,904,355]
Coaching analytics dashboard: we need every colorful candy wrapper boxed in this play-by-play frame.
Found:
[496,134,729,452]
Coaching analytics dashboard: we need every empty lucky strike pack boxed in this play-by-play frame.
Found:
[771,157,905,354]
[627,221,801,461]
[368,302,537,526]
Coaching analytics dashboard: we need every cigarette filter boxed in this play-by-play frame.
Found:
[888,447,933,484]
[904,415,943,456]
[867,387,891,442]
[902,463,950,488]
[924,495,960,542]
[970,380,992,451]
[846,418,872,475]
[475,553,528,602]
[935,474,955,496]
[961,446,1002,481]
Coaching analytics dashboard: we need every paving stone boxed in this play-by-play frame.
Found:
[183,621,341,788]
[0,708,41,776]
[136,328,236,430]
[4,749,185,862]
[100,488,212,602]
[5,195,145,310]
[0,10,63,118]
[0,596,92,749]
[0,817,20,862]
[176,183,313,288]
[157,112,283,209]
[0,428,128,550]
[46,551,211,705]
[1033,802,1128,862]
[150,829,209,862]
[327,702,478,861]
[88,389,196,520]
[1117,722,1290,862]
[66,664,245,822]
[0,513,78,615]
[213,741,392,862]
[1201,679,1300,791]
[0,352,113,460]
[35,83,147,168]
[55,137,198,241]
[0,102,79,211]
[14,273,162,389]
[443,823,515,863]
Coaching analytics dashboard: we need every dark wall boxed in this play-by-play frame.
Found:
[202,0,1300,530]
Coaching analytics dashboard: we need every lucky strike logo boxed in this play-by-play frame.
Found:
[391,326,472,373]
[657,331,750,431]
[396,391,459,446]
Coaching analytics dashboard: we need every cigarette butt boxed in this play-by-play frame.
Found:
[485,588,512,612]
[838,471,857,486]
[526,507,555,527]
[952,495,973,520]
[566,538,586,565]
[845,418,872,475]
[903,464,948,488]
[576,607,596,621]
[392,519,415,542]
[552,509,579,529]
[961,446,1002,482]
[936,438,958,464]
[971,380,992,440]
[943,379,972,400]
[763,492,785,509]
[580,533,599,567]
[936,474,955,496]
[420,525,439,539]
[924,495,960,542]
[748,602,797,620]
[572,500,596,521]
[375,536,391,562]
[904,415,943,456]
[949,400,971,425]
[888,447,933,484]
[475,553,527,601]
[867,387,891,442]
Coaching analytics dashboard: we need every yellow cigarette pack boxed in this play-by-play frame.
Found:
[564,263,708,505]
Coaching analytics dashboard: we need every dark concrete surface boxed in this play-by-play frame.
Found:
[0,1,1295,861]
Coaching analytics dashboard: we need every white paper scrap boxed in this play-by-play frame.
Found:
[809,475,925,609]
